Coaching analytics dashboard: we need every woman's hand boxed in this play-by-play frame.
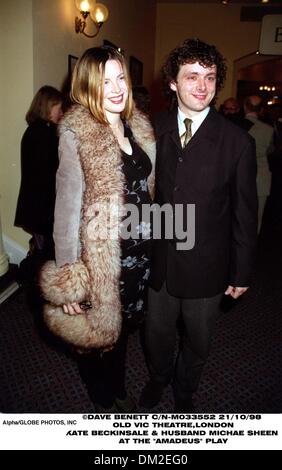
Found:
[63,302,84,315]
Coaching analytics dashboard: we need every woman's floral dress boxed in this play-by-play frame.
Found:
[120,124,152,325]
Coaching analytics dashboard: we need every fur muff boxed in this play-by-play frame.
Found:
[39,104,155,350]
[40,259,121,349]
[43,303,121,350]
[39,259,122,350]
[40,260,90,306]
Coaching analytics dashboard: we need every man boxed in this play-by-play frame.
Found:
[140,38,258,412]
[243,95,274,232]
[221,97,244,127]
[222,97,240,116]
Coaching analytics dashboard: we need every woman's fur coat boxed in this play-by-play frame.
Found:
[40,104,155,350]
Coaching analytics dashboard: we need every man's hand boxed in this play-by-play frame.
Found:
[225,286,249,299]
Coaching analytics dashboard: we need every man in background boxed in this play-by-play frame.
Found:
[243,95,274,232]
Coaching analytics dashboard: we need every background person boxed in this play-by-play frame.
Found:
[243,95,274,232]
[15,85,63,268]
[132,85,151,117]
[221,96,244,127]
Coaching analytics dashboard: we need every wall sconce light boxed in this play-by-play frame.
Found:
[75,0,109,38]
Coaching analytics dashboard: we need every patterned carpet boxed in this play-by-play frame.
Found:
[0,203,282,413]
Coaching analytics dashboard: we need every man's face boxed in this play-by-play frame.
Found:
[170,61,217,116]
[223,99,239,115]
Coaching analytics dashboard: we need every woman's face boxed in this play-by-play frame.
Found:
[49,102,63,124]
[103,59,128,119]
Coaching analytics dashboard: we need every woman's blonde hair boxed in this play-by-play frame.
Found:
[26,86,62,125]
[70,46,133,125]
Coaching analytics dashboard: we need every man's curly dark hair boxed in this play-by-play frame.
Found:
[162,38,227,105]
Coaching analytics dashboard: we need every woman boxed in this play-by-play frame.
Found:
[15,85,63,263]
[40,47,155,412]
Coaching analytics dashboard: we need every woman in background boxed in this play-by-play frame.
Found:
[15,85,63,264]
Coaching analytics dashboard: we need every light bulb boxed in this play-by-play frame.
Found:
[75,0,96,13]
[91,3,109,24]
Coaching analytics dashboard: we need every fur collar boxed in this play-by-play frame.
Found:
[60,104,155,198]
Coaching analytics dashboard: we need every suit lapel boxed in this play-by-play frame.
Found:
[157,107,221,153]
[185,107,219,153]
[156,107,182,151]
[170,127,182,150]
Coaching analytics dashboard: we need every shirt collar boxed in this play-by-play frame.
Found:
[245,113,258,121]
[177,106,210,136]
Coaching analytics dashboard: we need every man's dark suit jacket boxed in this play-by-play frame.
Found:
[150,106,258,299]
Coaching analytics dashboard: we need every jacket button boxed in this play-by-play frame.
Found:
[174,186,179,191]
[178,157,183,163]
